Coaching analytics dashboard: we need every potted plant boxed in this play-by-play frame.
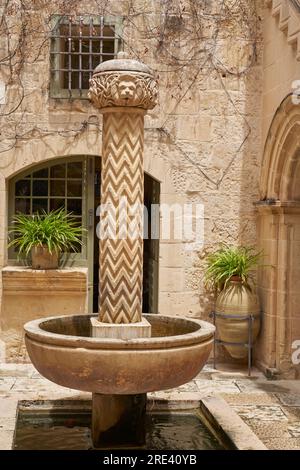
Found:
[204,245,262,359]
[8,209,84,269]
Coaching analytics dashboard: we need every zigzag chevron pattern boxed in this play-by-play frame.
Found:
[99,111,144,324]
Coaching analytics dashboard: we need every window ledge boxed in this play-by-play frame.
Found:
[1,266,88,295]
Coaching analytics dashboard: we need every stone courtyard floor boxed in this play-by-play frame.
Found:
[1,362,300,450]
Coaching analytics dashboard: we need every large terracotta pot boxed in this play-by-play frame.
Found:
[31,245,59,270]
[215,278,260,359]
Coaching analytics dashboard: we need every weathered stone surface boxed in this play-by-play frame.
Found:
[0,363,35,377]
[90,54,157,324]
[92,393,147,448]
[1,362,300,450]
[242,421,290,440]
[288,423,300,438]
[0,1,300,378]
[276,393,300,407]
[264,438,300,450]
[1,268,88,361]
[0,430,14,450]
[221,392,278,406]
[195,379,240,395]
[24,314,215,394]
[0,1,264,362]
[0,378,15,392]
[200,396,267,450]
[233,405,288,422]
[91,317,151,339]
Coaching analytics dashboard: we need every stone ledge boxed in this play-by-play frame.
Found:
[200,395,267,450]
[1,266,88,295]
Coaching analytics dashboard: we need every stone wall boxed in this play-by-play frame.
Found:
[262,1,300,144]
[0,0,263,361]
[257,1,300,377]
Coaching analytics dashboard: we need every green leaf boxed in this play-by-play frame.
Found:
[8,208,86,258]
[204,244,264,293]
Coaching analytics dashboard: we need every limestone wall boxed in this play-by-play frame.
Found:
[262,1,300,146]
[257,2,300,377]
[0,1,263,361]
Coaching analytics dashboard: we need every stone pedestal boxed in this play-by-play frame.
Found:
[92,393,147,448]
[91,316,151,340]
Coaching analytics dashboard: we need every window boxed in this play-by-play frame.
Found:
[9,157,88,264]
[50,15,122,99]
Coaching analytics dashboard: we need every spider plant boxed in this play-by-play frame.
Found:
[204,245,262,292]
[8,208,85,257]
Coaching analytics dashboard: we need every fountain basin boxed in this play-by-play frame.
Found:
[24,314,215,395]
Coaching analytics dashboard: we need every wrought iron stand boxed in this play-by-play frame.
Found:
[210,311,256,377]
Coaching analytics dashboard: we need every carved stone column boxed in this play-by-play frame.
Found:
[89,53,158,326]
[88,54,158,448]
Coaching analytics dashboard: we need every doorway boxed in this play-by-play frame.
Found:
[88,156,160,314]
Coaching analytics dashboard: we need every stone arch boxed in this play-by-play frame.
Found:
[261,94,300,202]
[257,94,300,378]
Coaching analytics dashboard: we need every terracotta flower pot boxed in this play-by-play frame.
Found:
[31,245,59,270]
[215,278,260,359]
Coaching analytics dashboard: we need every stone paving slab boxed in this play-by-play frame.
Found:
[195,379,240,395]
[11,377,65,393]
[282,406,300,421]
[276,392,300,407]
[0,417,16,432]
[0,399,18,419]
[210,369,264,380]
[235,380,291,394]
[287,423,300,438]
[0,378,15,392]
[241,421,290,439]
[0,364,34,378]
[0,430,15,450]
[220,392,279,405]
[264,438,300,450]
[233,405,289,422]
[148,391,203,401]
[163,382,200,393]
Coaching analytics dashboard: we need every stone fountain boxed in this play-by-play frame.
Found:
[24,53,215,448]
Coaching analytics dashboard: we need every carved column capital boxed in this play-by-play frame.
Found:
[88,54,158,111]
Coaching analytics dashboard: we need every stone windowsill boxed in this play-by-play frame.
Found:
[1,266,88,295]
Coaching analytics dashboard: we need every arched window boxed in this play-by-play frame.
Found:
[8,155,160,314]
[8,156,88,265]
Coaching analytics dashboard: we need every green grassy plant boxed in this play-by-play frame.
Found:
[8,208,84,256]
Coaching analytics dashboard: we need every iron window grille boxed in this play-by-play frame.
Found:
[50,15,122,99]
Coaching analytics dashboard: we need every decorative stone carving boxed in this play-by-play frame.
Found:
[89,71,158,110]
[89,54,157,324]
[98,111,144,323]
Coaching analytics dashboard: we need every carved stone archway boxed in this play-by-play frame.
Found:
[257,94,300,378]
